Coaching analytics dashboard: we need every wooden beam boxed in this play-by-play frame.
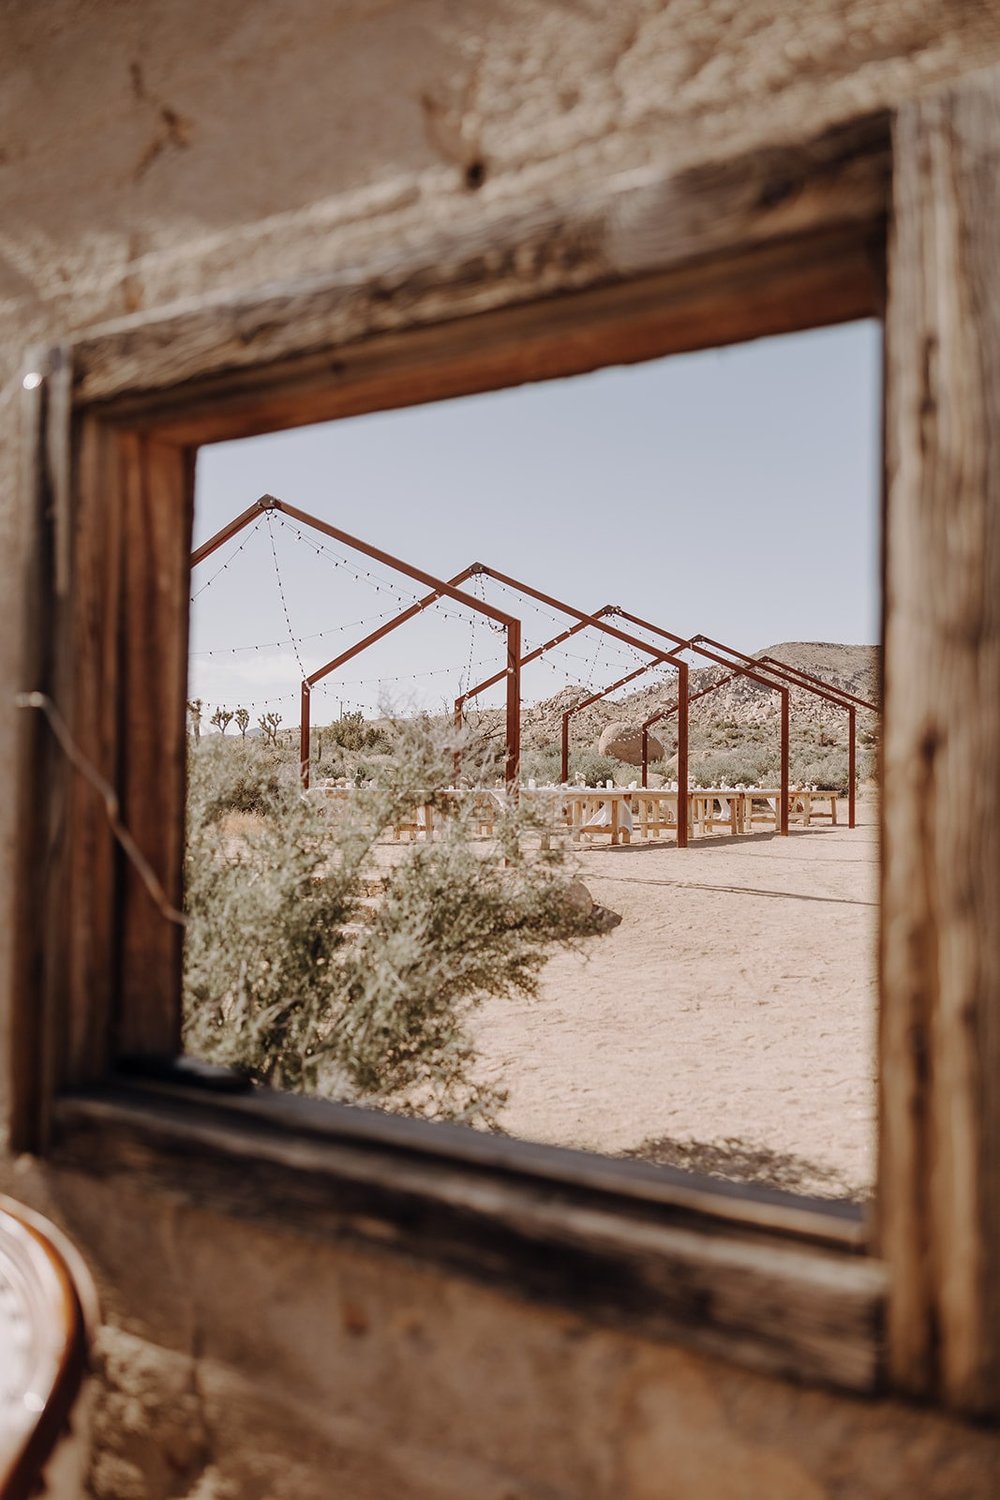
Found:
[114,434,194,1059]
[879,63,1000,1417]
[66,113,888,443]
[9,351,67,1150]
[51,1086,883,1396]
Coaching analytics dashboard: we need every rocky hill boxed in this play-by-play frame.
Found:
[517,643,879,752]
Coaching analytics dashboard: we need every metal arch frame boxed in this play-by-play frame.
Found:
[189,496,524,788]
[560,660,673,783]
[690,636,879,831]
[761,654,878,714]
[640,670,743,785]
[301,560,694,842]
[598,607,793,836]
[447,566,691,844]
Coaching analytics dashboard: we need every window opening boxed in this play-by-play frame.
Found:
[185,322,881,1205]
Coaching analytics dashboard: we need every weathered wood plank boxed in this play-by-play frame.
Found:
[106,1072,866,1246]
[880,64,1000,1416]
[52,1089,885,1395]
[142,226,883,447]
[9,352,64,1150]
[115,435,193,1058]
[69,112,889,417]
[62,415,122,1088]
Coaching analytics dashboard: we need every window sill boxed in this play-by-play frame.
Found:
[50,1080,884,1394]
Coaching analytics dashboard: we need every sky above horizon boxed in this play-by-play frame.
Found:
[190,318,881,726]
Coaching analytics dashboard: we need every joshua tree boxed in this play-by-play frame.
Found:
[234,707,250,740]
[258,711,282,747]
[187,698,204,742]
[210,707,234,736]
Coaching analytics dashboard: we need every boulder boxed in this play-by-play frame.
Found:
[598,719,665,767]
[564,877,623,933]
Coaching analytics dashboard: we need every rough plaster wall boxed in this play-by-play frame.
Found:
[4,3,1000,1494]
[3,1159,998,1500]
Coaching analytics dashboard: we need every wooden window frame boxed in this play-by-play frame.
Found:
[9,77,1000,1414]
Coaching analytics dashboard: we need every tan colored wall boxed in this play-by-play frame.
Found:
[4,4,1000,1494]
[8,1158,1000,1500]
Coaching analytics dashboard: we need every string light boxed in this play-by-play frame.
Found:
[189,604,408,657]
[191,516,677,721]
[190,517,266,600]
[265,512,308,682]
[460,572,482,691]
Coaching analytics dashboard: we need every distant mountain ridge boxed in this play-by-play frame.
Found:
[519,642,880,751]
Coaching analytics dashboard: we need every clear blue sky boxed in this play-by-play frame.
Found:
[190,318,881,725]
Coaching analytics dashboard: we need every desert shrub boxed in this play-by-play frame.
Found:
[569,751,620,787]
[693,749,779,787]
[326,710,390,754]
[196,739,289,820]
[793,750,850,792]
[183,717,601,1123]
[457,728,507,783]
[314,757,347,782]
[519,748,562,785]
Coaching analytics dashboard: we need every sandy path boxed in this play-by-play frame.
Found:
[470,805,878,1198]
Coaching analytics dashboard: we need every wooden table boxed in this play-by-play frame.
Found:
[630,789,679,839]
[522,787,634,846]
[787,790,839,826]
[307,783,839,844]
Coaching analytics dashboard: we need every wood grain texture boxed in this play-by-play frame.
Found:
[61,415,122,1089]
[12,100,896,1397]
[9,353,63,1151]
[67,112,888,430]
[147,227,883,448]
[880,64,1000,1416]
[114,435,193,1057]
[52,1088,885,1396]
[28,419,194,1089]
[115,1072,864,1245]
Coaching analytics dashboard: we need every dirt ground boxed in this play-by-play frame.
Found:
[469,798,878,1200]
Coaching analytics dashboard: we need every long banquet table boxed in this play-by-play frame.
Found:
[306,782,839,844]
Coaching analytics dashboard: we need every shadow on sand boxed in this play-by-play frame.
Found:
[621,1133,866,1202]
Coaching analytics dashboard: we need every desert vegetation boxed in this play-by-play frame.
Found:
[183,720,605,1123]
[184,642,878,1147]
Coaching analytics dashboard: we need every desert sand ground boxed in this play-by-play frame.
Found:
[469,797,878,1200]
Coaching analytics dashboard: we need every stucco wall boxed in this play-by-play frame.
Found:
[4,3,1000,1494]
[6,1157,999,1500]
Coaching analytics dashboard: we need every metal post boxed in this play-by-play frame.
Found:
[641,727,649,788]
[300,682,311,789]
[676,661,689,849]
[505,620,520,790]
[780,688,790,836]
[453,693,465,783]
[849,706,857,829]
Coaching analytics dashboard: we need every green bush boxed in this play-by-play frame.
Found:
[793,751,850,794]
[183,718,603,1123]
[569,751,620,787]
[692,748,779,787]
[519,748,562,785]
[196,739,288,820]
[325,710,390,754]
[314,757,347,782]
